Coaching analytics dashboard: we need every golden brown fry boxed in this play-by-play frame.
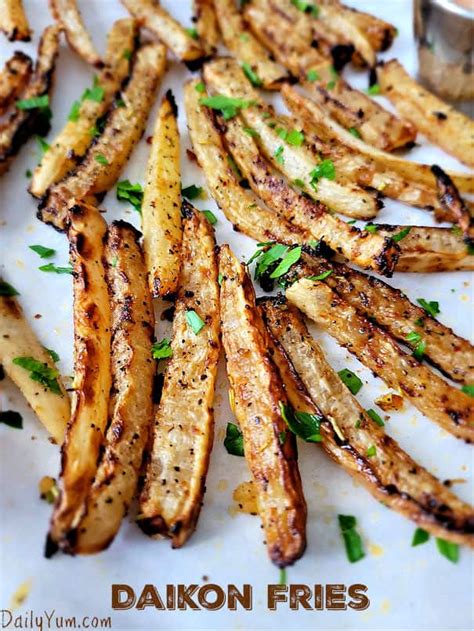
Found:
[30,18,137,198]
[0,51,32,115]
[287,278,474,442]
[193,0,220,54]
[0,0,31,41]
[139,205,220,548]
[219,113,399,276]
[262,298,474,548]
[203,58,380,219]
[328,1,397,53]
[377,59,474,167]
[39,43,166,231]
[431,165,474,244]
[121,0,204,63]
[184,79,308,245]
[244,0,416,151]
[219,245,307,567]
[281,84,474,196]
[213,0,287,89]
[47,203,111,554]
[49,0,101,67]
[71,221,155,555]
[0,24,61,176]
[289,253,474,385]
[0,283,70,444]
[141,90,182,297]
[317,2,375,67]
[377,224,474,273]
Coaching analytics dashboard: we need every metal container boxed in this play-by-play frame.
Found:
[414,0,473,113]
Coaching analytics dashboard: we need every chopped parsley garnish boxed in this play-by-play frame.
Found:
[391,226,412,242]
[199,94,255,120]
[405,331,426,360]
[436,538,459,563]
[349,127,362,139]
[274,146,285,164]
[412,528,430,547]
[46,348,60,363]
[367,84,381,96]
[217,273,223,286]
[123,48,132,60]
[243,127,259,137]
[116,180,143,213]
[227,155,243,179]
[0,281,19,296]
[36,136,50,157]
[186,309,205,334]
[95,153,109,165]
[338,368,363,395]
[239,33,250,42]
[68,100,81,122]
[82,77,104,103]
[293,178,306,188]
[12,356,61,394]
[291,0,319,17]
[185,27,199,40]
[152,338,173,360]
[307,269,333,281]
[365,223,378,233]
[195,81,206,93]
[366,444,376,457]
[287,129,305,146]
[338,514,365,563]
[270,246,302,278]
[306,69,321,82]
[29,244,55,259]
[461,385,474,397]
[451,225,462,236]
[309,159,336,189]
[25,169,32,178]
[224,422,244,456]
[280,402,322,443]
[0,411,23,429]
[16,94,51,119]
[242,62,262,87]
[366,408,384,427]
[201,210,217,225]
[182,184,203,200]
[417,298,440,318]
[346,219,357,225]
[277,127,287,140]
[38,263,73,275]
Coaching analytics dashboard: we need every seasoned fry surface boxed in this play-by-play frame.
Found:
[0,0,31,41]
[139,206,220,548]
[72,221,155,554]
[121,0,204,62]
[185,79,308,245]
[218,245,307,567]
[48,203,111,553]
[141,90,182,297]
[49,0,101,66]
[30,18,137,198]
[38,43,166,231]
[0,24,61,175]
[0,51,32,115]
[262,299,474,547]
[287,279,474,442]
[0,289,70,443]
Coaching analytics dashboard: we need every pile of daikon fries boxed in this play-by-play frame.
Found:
[1,0,473,567]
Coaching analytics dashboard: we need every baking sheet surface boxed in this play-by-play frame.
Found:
[0,1,472,629]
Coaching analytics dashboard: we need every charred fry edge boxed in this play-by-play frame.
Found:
[47,203,111,556]
[286,279,474,442]
[261,297,474,547]
[0,0,31,41]
[218,244,307,567]
[139,204,220,547]
[0,24,61,176]
[70,221,155,554]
